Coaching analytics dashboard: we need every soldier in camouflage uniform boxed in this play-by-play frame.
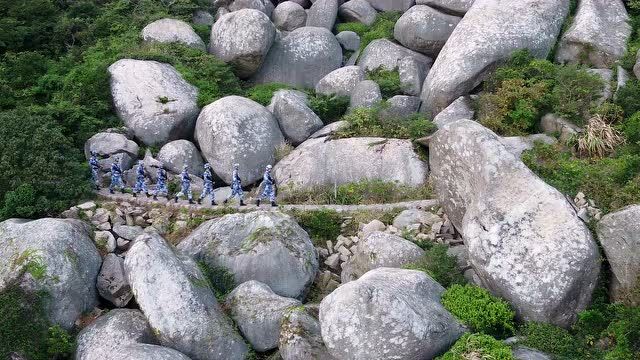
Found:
[224,163,245,206]
[109,158,125,194]
[152,164,168,200]
[174,165,194,204]
[89,151,101,190]
[198,163,217,206]
[132,160,149,197]
[256,164,277,207]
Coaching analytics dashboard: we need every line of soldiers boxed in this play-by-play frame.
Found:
[89,151,278,207]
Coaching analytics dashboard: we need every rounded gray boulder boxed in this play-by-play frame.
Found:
[338,0,377,26]
[350,80,382,109]
[251,27,342,88]
[142,18,205,50]
[157,139,205,176]
[320,267,466,359]
[194,96,284,185]
[306,0,339,30]
[270,90,323,145]
[177,211,319,299]
[315,65,365,97]
[279,306,333,360]
[394,5,461,56]
[0,218,101,330]
[84,132,139,171]
[114,344,191,360]
[209,9,276,78]
[358,39,433,72]
[367,0,414,12]
[416,0,474,15]
[108,59,199,146]
[273,1,307,31]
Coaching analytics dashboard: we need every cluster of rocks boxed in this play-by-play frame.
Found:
[571,192,603,222]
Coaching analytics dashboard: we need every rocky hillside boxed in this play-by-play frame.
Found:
[1,0,640,359]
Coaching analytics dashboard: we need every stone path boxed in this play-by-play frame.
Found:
[96,189,439,213]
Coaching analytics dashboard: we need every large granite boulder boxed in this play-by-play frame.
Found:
[84,132,139,171]
[341,231,425,283]
[177,211,319,299]
[394,5,461,56]
[432,95,474,128]
[0,218,101,330]
[228,0,274,16]
[336,31,360,51]
[209,9,276,78]
[556,0,630,68]
[349,80,382,109]
[142,18,205,50]
[75,309,156,360]
[379,95,421,118]
[194,96,284,185]
[270,90,323,145]
[273,137,428,190]
[306,0,339,30]
[416,0,474,15]
[367,0,414,12]
[358,39,432,72]
[251,27,342,88]
[225,281,302,351]
[97,254,133,308]
[112,344,191,360]
[273,1,307,31]
[124,233,248,360]
[108,59,199,146]
[320,268,465,359]
[398,56,428,97]
[157,139,205,176]
[420,0,569,116]
[597,205,640,305]
[315,66,365,97]
[338,0,377,26]
[429,120,600,327]
[279,306,333,360]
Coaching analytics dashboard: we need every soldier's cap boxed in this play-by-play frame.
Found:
[266,164,272,170]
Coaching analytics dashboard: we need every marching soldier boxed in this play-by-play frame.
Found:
[132,160,149,197]
[198,163,217,206]
[109,158,125,194]
[174,165,194,204]
[256,164,277,207]
[89,151,101,190]
[224,163,245,206]
[153,164,168,200]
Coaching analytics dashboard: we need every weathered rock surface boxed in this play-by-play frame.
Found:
[157,139,205,176]
[0,218,101,330]
[420,0,569,116]
[225,281,302,351]
[75,309,155,360]
[398,56,428,97]
[512,346,553,360]
[315,66,365,96]
[97,254,133,308]
[416,0,474,15]
[309,120,349,138]
[113,344,191,360]
[349,80,382,109]
[394,5,461,56]
[336,31,360,51]
[84,132,139,171]
[142,18,205,50]
[367,0,414,12]
[209,9,276,78]
[270,90,323,145]
[432,95,474,128]
[306,0,339,30]
[195,96,284,185]
[338,0,377,26]
[540,113,582,143]
[341,231,425,282]
[392,208,441,229]
[358,39,432,72]
[597,205,640,305]
[251,27,342,88]
[273,1,307,31]
[320,267,465,359]
[429,120,600,327]
[108,59,199,146]
[279,306,333,360]
[500,134,557,158]
[228,0,274,16]
[177,211,319,299]
[193,10,215,25]
[273,137,429,190]
[124,232,248,360]
[556,0,630,68]
[379,95,421,118]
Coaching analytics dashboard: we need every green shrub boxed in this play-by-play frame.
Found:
[336,12,401,51]
[436,333,514,360]
[307,93,350,123]
[244,83,294,106]
[520,322,579,358]
[623,112,640,145]
[366,68,402,99]
[551,65,604,125]
[289,209,343,246]
[403,244,465,288]
[196,261,236,301]
[337,107,436,139]
[441,285,516,338]
[46,325,76,359]
[616,80,640,117]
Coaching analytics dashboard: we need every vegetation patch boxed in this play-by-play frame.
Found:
[196,261,236,301]
[336,107,436,139]
[403,244,465,288]
[436,333,513,360]
[366,68,402,99]
[336,12,401,52]
[441,284,516,338]
[289,209,343,246]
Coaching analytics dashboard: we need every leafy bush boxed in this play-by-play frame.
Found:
[337,107,436,139]
[441,285,516,338]
[623,111,640,146]
[196,261,236,301]
[289,209,343,246]
[436,333,514,360]
[615,80,640,117]
[336,12,401,51]
[403,244,465,287]
[366,68,402,99]
[519,322,579,359]
[244,83,294,106]
[307,93,350,123]
[0,286,75,360]
[522,142,640,213]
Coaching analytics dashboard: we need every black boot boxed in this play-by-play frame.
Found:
[109,189,114,194]
[132,192,137,197]
[197,198,202,205]
[256,199,261,206]
[212,200,218,206]
[153,195,157,200]
[145,192,150,198]
[189,199,195,204]
[174,196,178,203]
[223,199,228,204]
[240,200,246,206]
[271,201,277,207]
